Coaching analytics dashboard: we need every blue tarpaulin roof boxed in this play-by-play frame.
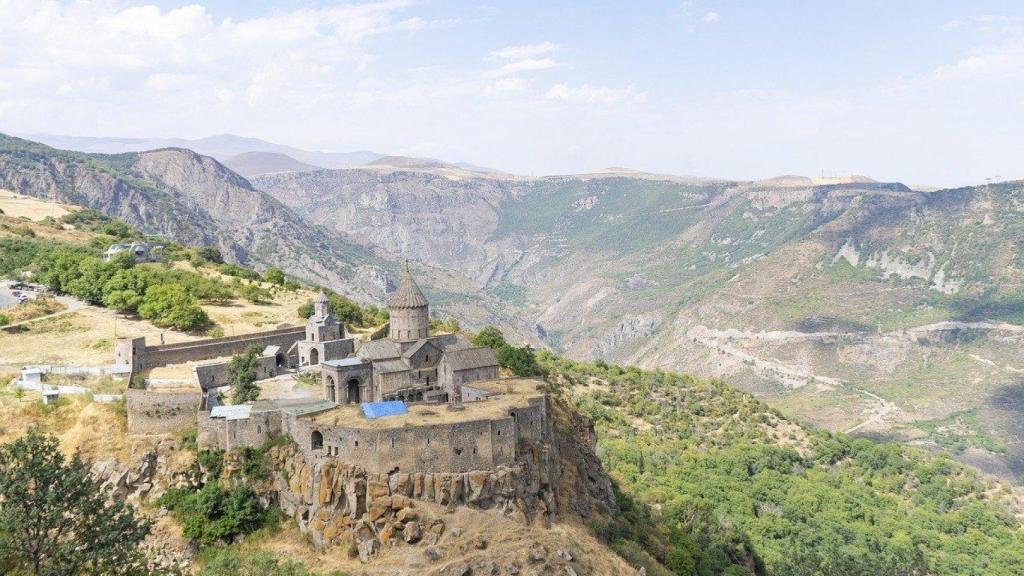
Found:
[362,401,407,419]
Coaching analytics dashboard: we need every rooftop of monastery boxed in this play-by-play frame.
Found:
[306,378,546,430]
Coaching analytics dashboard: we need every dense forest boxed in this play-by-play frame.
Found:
[534,352,1024,576]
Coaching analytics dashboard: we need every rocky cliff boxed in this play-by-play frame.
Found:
[0,134,388,300]
[264,396,618,564]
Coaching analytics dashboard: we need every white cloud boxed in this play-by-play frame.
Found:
[545,83,648,105]
[930,43,1024,81]
[702,11,720,23]
[490,41,559,60]
[487,57,559,77]
[487,77,529,94]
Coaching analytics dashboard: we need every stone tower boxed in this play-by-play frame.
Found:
[314,291,330,318]
[307,291,342,342]
[388,262,429,341]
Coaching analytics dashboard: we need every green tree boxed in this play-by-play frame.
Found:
[0,429,155,576]
[262,267,285,286]
[228,346,263,403]
[195,247,224,264]
[238,283,270,304]
[138,284,211,331]
[496,343,544,377]
[0,313,9,327]
[103,289,144,314]
[471,326,507,349]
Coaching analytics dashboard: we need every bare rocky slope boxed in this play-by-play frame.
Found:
[221,151,320,178]
[254,165,1024,478]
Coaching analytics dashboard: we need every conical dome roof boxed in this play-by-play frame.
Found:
[314,291,329,304]
[388,263,429,309]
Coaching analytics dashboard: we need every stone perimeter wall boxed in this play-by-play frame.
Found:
[280,395,548,475]
[193,355,277,391]
[144,327,304,369]
[268,417,561,550]
[126,388,202,435]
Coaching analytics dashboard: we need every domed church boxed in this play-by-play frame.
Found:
[311,263,499,406]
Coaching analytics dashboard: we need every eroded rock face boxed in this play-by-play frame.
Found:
[91,440,201,505]
[269,443,556,553]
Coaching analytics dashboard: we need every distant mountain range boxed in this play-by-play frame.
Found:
[252,160,1024,480]
[24,133,384,171]
[221,151,320,178]
[3,131,1023,480]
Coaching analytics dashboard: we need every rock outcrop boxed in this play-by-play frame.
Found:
[264,394,618,562]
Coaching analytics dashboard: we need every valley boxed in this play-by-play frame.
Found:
[1,140,1023,575]
[253,160,1024,480]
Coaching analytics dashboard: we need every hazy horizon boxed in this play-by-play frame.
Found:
[2,1,1023,186]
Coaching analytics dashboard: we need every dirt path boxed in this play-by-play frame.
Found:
[688,324,896,434]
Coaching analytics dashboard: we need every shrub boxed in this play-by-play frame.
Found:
[0,313,8,327]
[238,283,271,304]
[218,263,260,280]
[196,549,325,576]
[157,484,263,545]
[195,247,224,264]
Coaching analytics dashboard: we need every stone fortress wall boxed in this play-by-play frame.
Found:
[126,387,202,435]
[193,355,278,391]
[115,327,304,374]
[198,409,281,451]
[197,393,549,476]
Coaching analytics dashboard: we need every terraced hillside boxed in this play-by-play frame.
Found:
[256,167,1024,478]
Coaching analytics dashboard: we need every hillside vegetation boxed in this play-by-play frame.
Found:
[540,352,1024,576]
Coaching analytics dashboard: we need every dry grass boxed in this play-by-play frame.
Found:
[0,307,176,371]
[3,297,66,323]
[0,190,75,221]
[0,282,316,372]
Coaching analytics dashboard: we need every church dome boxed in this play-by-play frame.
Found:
[314,291,329,304]
[388,265,429,309]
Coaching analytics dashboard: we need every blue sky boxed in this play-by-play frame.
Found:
[2,1,1023,185]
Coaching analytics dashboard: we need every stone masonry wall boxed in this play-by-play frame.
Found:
[198,410,281,451]
[142,327,305,369]
[193,355,276,391]
[280,398,548,475]
[126,388,202,435]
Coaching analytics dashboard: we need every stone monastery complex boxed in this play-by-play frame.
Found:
[117,264,557,479]
[116,266,568,543]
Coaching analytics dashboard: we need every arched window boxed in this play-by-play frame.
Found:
[311,430,323,451]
